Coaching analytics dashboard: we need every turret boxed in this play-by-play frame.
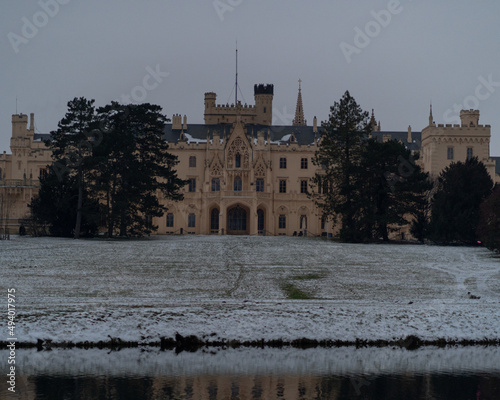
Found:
[11,114,29,138]
[407,125,412,143]
[460,109,480,127]
[254,84,273,126]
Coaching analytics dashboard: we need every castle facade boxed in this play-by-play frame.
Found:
[1,83,498,236]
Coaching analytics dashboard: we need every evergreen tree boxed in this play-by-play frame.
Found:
[358,140,431,241]
[477,185,500,251]
[48,97,100,238]
[94,102,185,237]
[29,168,99,237]
[428,157,493,244]
[312,91,371,241]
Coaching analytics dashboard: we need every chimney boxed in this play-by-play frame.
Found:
[313,116,317,133]
[407,125,412,143]
[183,115,187,130]
[29,113,34,132]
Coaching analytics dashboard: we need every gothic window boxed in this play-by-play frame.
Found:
[166,213,174,228]
[234,176,242,191]
[279,179,286,193]
[188,178,196,192]
[323,180,329,194]
[257,209,265,232]
[280,157,287,169]
[235,153,241,168]
[300,179,308,194]
[301,158,308,169]
[256,178,264,192]
[263,107,267,113]
[211,177,220,192]
[39,168,48,179]
[189,156,196,168]
[467,147,473,160]
[321,215,326,230]
[210,208,219,232]
[188,213,196,228]
[279,214,286,229]
[447,147,454,160]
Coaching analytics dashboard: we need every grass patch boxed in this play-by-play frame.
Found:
[281,282,313,299]
[292,273,323,281]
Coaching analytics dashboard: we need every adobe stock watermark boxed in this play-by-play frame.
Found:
[384,154,417,192]
[340,0,405,64]
[271,105,294,134]
[117,64,169,104]
[443,74,500,124]
[8,0,71,54]
[213,0,243,22]
[6,288,17,394]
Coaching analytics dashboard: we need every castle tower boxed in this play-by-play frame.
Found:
[254,84,273,126]
[460,109,480,127]
[204,92,217,124]
[292,79,306,126]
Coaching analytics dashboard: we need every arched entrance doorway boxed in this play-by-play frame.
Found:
[210,208,219,234]
[227,204,249,235]
[257,209,265,234]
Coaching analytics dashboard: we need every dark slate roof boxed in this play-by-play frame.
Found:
[164,123,319,145]
[371,130,422,151]
[164,124,423,151]
[34,133,51,142]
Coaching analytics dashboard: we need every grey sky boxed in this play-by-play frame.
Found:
[2,0,500,154]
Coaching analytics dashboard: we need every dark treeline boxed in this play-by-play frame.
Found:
[29,97,186,238]
[311,91,496,248]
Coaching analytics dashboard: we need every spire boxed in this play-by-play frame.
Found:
[292,79,306,126]
[429,103,434,126]
[370,109,377,131]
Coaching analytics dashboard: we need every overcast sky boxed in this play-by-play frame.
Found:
[2,0,500,154]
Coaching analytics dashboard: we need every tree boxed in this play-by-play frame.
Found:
[476,185,500,251]
[312,91,371,241]
[49,97,100,238]
[428,157,493,244]
[357,140,431,242]
[29,168,99,237]
[93,102,185,237]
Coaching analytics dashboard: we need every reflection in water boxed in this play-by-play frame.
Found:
[1,346,499,400]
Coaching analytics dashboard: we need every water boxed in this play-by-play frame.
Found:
[1,235,499,398]
[1,347,499,399]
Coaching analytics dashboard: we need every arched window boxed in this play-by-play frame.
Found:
[257,209,265,232]
[234,176,242,192]
[189,156,196,168]
[210,208,219,232]
[235,153,241,168]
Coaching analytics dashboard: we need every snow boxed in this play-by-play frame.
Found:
[183,132,206,144]
[1,235,499,344]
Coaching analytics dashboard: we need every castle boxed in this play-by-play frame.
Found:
[1,82,498,236]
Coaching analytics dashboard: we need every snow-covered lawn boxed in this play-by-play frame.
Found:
[1,235,499,343]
